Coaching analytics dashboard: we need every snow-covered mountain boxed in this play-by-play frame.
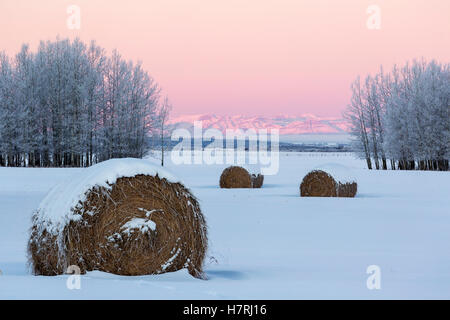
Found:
[167,114,349,135]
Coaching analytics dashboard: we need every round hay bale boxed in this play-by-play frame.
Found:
[219,166,252,188]
[300,164,357,198]
[28,159,208,279]
[251,174,264,188]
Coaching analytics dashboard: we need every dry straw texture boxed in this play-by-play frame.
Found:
[219,166,252,188]
[300,170,357,198]
[251,174,264,188]
[28,175,208,279]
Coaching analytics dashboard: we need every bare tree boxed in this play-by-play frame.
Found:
[344,76,372,169]
[158,96,172,166]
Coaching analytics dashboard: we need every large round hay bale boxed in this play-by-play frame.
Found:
[300,164,357,198]
[219,166,252,188]
[28,159,208,279]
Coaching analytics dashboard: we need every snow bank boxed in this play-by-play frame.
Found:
[312,163,356,183]
[35,158,180,234]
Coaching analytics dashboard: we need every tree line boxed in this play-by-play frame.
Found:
[344,59,449,171]
[0,38,164,167]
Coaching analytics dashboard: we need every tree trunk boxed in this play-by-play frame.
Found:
[366,158,372,170]
[381,158,387,170]
[161,129,164,167]
[390,159,396,170]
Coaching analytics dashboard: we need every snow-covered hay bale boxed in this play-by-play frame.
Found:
[28,159,208,279]
[219,166,252,188]
[251,174,264,189]
[300,164,357,198]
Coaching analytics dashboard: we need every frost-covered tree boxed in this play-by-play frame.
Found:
[0,53,16,166]
[345,59,449,171]
[384,60,449,170]
[0,38,163,167]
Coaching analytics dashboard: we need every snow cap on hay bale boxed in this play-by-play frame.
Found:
[300,163,357,197]
[28,158,208,279]
[251,174,264,189]
[219,166,252,188]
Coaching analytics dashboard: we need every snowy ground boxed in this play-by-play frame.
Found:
[1,152,449,299]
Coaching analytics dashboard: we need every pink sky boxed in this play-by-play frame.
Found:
[1,0,449,117]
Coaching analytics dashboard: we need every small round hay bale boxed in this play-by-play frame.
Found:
[300,164,357,198]
[251,174,264,188]
[219,166,252,188]
[28,159,208,279]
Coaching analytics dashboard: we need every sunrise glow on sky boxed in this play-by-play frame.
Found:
[1,0,449,117]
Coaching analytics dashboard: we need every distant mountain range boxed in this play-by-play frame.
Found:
[167,114,349,135]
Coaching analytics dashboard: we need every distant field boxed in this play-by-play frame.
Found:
[279,133,351,144]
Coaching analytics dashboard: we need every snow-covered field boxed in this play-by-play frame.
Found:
[1,152,449,299]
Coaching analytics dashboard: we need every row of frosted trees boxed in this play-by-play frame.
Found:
[0,38,161,167]
[344,60,449,171]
